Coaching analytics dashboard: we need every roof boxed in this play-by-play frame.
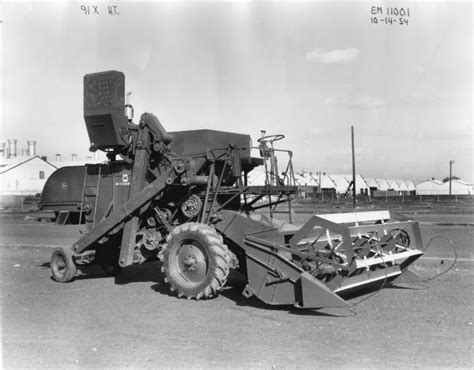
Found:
[0,156,57,174]
[416,179,443,186]
[333,174,369,188]
[454,179,473,186]
[405,180,416,190]
[396,180,409,191]
[386,179,401,190]
[319,174,336,188]
[295,173,318,186]
[439,179,473,188]
[364,177,379,187]
[247,167,267,186]
[328,174,350,184]
[375,179,390,191]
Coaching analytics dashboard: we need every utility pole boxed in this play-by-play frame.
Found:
[318,171,322,199]
[449,160,455,196]
[351,126,356,208]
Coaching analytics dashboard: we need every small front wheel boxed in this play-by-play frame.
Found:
[51,247,77,282]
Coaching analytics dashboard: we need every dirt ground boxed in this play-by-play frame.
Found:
[1,211,473,369]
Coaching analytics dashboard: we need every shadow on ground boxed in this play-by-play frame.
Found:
[37,258,374,317]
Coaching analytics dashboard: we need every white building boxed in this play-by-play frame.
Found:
[0,137,107,199]
[405,180,416,192]
[386,179,401,192]
[416,179,444,195]
[0,156,58,195]
[247,167,267,186]
[439,179,473,195]
[295,171,318,186]
[396,180,410,193]
[318,174,336,190]
[364,178,379,190]
[328,174,369,195]
[375,179,390,191]
[329,175,351,194]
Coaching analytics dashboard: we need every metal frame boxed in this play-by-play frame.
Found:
[51,70,426,310]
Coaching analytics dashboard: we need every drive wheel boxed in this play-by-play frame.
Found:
[162,223,230,300]
[51,247,77,282]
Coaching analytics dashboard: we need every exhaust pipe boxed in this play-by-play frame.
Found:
[27,140,37,156]
[8,139,17,158]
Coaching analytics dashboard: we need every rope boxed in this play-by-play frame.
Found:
[418,235,458,282]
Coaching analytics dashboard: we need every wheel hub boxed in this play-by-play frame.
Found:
[183,254,198,270]
[54,255,67,277]
[174,243,208,285]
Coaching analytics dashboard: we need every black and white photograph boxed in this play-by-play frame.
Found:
[1,0,472,368]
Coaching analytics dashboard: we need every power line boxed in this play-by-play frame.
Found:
[310,128,469,140]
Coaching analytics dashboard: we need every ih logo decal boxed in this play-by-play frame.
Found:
[61,181,68,191]
[115,174,130,186]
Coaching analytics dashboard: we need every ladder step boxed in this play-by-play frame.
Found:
[56,211,70,225]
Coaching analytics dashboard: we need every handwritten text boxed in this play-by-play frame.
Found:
[370,6,410,26]
[80,5,119,16]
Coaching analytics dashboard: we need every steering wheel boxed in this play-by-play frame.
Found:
[257,134,285,144]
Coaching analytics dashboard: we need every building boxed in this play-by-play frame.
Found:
[439,179,473,195]
[328,174,369,195]
[375,178,390,191]
[0,156,58,195]
[386,179,401,192]
[295,170,318,187]
[364,178,379,197]
[416,179,443,195]
[294,171,318,198]
[396,180,410,194]
[405,180,416,193]
[328,175,351,194]
[318,174,336,190]
[1,139,56,197]
[0,155,59,208]
[0,138,109,209]
[247,167,266,186]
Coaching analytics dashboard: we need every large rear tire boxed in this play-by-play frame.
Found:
[51,247,77,282]
[161,223,230,300]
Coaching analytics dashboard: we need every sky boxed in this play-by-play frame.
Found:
[1,1,472,182]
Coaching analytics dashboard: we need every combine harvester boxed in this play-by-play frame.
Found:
[46,71,424,308]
